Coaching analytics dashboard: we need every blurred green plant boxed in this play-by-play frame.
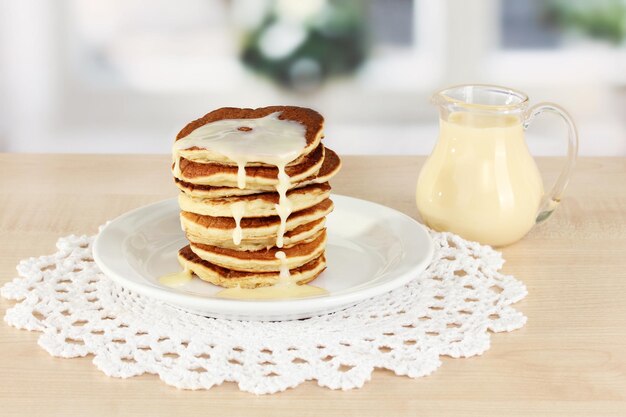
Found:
[547,0,626,45]
[235,0,369,91]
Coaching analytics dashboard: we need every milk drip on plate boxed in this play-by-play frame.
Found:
[159,269,192,287]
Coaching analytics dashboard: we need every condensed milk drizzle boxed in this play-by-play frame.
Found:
[230,201,246,245]
[172,111,306,249]
[275,250,290,284]
[274,163,293,248]
[173,157,181,178]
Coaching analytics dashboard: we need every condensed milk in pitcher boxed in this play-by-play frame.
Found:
[416,84,578,246]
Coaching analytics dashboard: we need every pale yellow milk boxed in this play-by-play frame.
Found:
[416,112,544,247]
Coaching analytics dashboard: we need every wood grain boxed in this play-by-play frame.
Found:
[1,154,625,417]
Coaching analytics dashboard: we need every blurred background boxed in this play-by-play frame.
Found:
[1,0,625,155]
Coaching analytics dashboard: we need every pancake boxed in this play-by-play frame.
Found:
[175,147,341,199]
[178,182,331,217]
[171,105,338,291]
[189,229,326,273]
[294,147,342,187]
[178,246,326,289]
[186,218,326,251]
[174,106,324,165]
[174,142,324,189]
[180,198,334,243]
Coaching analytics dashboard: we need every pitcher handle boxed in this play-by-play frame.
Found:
[523,103,579,223]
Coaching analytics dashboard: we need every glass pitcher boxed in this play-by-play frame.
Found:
[416,84,578,247]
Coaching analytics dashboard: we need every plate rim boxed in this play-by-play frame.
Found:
[93,195,434,317]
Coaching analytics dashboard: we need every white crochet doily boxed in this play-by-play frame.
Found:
[1,230,527,394]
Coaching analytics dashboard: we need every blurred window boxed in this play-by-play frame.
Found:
[491,0,626,86]
[500,0,561,48]
[2,0,623,155]
[67,0,424,92]
[67,0,234,90]
[501,0,626,49]
[370,0,414,45]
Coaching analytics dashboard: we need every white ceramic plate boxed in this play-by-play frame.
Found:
[93,195,433,321]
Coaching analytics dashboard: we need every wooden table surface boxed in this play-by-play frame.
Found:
[1,154,625,417]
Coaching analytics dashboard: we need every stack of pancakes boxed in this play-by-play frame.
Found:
[173,106,341,289]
